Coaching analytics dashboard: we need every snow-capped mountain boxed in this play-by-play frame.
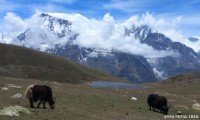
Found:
[10,13,76,51]
[47,45,157,82]
[1,12,200,82]
[122,24,200,79]
[0,32,19,44]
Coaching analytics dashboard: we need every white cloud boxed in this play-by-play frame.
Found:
[49,12,179,58]
[184,38,200,52]
[153,68,166,80]
[1,12,184,58]
[2,12,27,32]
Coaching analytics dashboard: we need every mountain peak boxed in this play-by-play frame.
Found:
[40,13,50,18]
[38,13,72,37]
[125,25,151,40]
[9,13,76,51]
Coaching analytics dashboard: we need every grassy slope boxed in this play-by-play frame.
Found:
[146,73,200,117]
[0,72,200,120]
[0,44,121,83]
[0,77,161,120]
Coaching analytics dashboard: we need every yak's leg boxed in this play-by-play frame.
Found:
[152,107,155,111]
[37,101,42,108]
[43,101,46,109]
[29,98,34,108]
[149,105,152,110]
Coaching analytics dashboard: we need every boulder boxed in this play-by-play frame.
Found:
[192,103,200,111]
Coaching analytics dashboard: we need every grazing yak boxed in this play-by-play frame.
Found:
[25,84,55,109]
[147,94,170,114]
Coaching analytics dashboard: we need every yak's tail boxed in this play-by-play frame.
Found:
[24,84,34,99]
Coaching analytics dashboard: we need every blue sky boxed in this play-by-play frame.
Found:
[0,0,200,37]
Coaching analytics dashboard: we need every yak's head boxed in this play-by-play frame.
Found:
[162,105,170,115]
[49,97,56,109]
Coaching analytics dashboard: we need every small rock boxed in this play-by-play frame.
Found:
[175,105,189,109]
[8,84,21,89]
[115,89,119,91]
[192,103,200,111]
[177,111,182,115]
[11,93,23,99]
[188,79,192,82]
[1,87,9,91]
[130,97,137,101]
[52,82,62,85]
[192,100,197,103]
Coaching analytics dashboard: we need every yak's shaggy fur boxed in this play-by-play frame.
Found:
[147,94,169,114]
[25,84,55,109]
[25,85,34,99]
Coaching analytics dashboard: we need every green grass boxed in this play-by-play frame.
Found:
[0,77,161,120]
[0,75,200,120]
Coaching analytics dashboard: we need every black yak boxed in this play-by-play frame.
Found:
[25,84,55,109]
[147,94,170,114]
